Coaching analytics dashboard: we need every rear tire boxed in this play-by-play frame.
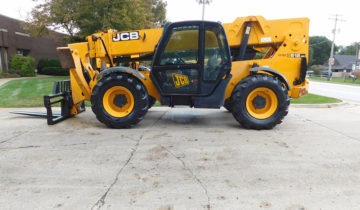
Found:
[224,98,233,112]
[91,74,149,128]
[231,74,289,129]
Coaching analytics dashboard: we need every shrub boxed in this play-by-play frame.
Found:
[10,55,24,71]
[37,59,63,75]
[41,66,69,76]
[310,65,325,76]
[9,55,35,77]
[21,57,35,77]
[0,72,21,78]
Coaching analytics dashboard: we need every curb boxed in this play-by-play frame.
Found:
[290,101,348,108]
[310,80,360,87]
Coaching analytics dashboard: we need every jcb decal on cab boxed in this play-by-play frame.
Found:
[172,73,189,88]
[113,32,139,41]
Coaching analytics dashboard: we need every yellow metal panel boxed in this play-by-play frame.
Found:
[88,28,163,57]
[291,79,309,98]
[225,56,306,100]
[224,16,309,53]
[69,69,86,104]
[69,49,92,100]
[225,61,252,99]
[141,71,160,101]
[68,43,98,91]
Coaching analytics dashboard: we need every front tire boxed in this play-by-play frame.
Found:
[91,74,149,128]
[231,74,289,129]
[148,96,156,109]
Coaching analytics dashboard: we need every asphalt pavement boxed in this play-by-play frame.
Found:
[309,80,360,103]
[1,105,360,209]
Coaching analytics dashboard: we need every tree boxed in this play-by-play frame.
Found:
[338,42,358,55]
[24,0,167,42]
[309,36,338,66]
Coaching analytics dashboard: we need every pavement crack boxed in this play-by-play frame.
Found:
[91,110,169,210]
[60,143,87,147]
[91,137,142,210]
[0,145,40,150]
[295,114,360,142]
[161,145,211,210]
[0,130,31,145]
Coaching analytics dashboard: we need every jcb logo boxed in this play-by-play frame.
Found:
[113,32,139,41]
[172,73,190,88]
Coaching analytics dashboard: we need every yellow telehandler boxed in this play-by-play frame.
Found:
[14,16,309,129]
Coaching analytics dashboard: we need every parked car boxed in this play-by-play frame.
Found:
[321,70,332,77]
[306,70,314,77]
[139,65,151,71]
[350,69,360,81]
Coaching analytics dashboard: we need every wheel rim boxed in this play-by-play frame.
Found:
[103,86,134,118]
[246,87,278,119]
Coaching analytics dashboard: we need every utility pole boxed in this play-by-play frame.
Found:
[355,42,360,73]
[328,14,345,81]
[196,0,212,20]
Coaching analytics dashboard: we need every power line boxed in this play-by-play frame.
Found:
[309,40,329,46]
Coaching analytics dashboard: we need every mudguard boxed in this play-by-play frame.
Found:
[249,67,291,90]
[97,66,146,81]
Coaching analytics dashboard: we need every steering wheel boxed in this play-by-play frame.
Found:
[162,52,186,65]
[172,52,185,65]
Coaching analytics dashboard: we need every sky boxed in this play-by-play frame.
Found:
[0,0,358,46]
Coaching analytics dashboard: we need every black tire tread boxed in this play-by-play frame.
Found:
[148,96,156,109]
[231,74,289,129]
[91,73,148,128]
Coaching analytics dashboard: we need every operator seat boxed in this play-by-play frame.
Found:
[204,53,219,80]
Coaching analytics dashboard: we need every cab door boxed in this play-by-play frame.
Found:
[151,21,231,97]
[201,23,232,96]
[151,23,201,95]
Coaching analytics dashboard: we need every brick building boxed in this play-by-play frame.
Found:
[0,14,65,71]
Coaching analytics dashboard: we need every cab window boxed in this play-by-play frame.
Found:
[203,25,229,81]
[159,25,199,65]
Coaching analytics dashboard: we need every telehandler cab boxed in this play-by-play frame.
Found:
[13,16,309,129]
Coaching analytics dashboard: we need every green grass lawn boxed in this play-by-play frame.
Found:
[154,101,162,107]
[0,76,69,107]
[291,93,341,104]
[310,77,360,85]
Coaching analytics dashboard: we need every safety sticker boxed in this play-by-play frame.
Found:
[261,37,272,43]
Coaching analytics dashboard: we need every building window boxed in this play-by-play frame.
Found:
[16,49,30,56]
[15,32,30,37]
[0,47,9,71]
